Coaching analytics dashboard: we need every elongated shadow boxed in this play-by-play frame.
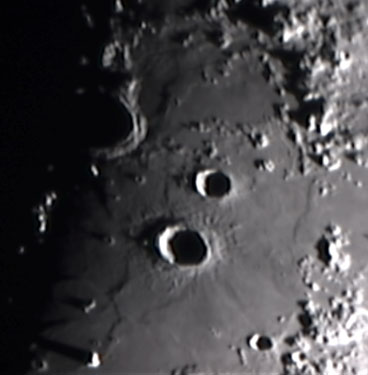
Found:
[37,337,95,365]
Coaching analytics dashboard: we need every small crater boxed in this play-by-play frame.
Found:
[254,159,275,172]
[249,131,269,149]
[248,334,274,351]
[30,357,49,373]
[194,169,231,198]
[156,225,209,266]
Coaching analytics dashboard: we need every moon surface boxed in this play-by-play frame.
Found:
[3,0,368,374]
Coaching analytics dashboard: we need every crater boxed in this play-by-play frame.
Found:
[194,169,231,198]
[71,91,133,149]
[156,225,209,267]
[248,334,274,351]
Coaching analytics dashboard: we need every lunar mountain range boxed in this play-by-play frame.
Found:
[2,0,368,374]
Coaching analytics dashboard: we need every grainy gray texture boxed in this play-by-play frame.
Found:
[22,1,368,374]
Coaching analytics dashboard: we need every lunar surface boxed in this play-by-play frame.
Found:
[2,0,368,374]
